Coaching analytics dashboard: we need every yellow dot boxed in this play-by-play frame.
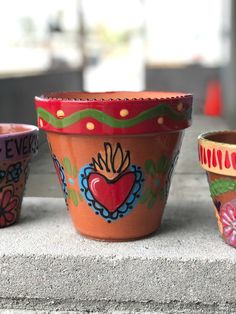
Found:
[39,119,43,127]
[177,103,183,111]
[157,117,164,125]
[120,109,129,117]
[56,110,65,118]
[86,122,95,130]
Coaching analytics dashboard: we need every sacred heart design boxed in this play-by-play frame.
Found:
[88,172,135,212]
[79,143,144,223]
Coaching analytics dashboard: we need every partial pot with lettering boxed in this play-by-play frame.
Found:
[35,91,192,241]
[198,130,236,248]
[0,124,38,227]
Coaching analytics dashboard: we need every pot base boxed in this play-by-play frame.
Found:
[78,228,159,242]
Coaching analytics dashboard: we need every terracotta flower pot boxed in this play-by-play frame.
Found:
[0,123,38,227]
[35,91,192,241]
[198,130,236,248]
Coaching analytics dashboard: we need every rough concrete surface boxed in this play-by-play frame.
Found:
[0,174,236,313]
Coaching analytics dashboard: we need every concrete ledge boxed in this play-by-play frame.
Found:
[0,173,235,313]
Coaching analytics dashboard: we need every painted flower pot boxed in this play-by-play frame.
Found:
[198,130,236,248]
[0,124,38,227]
[35,91,192,241]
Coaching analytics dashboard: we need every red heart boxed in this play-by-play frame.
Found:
[88,172,135,212]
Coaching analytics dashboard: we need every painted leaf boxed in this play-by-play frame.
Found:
[63,157,72,176]
[147,194,157,209]
[156,156,169,173]
[139,187,152,204]
[68,188,78,206]
[159,187,166,201]
[210,179,236,197]
[145,160,156,178]
[77,191,84,201]
[72,165,77,179]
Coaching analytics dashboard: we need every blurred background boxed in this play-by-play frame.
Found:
[0,0,234,128]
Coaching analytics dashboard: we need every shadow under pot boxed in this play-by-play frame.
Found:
[198,130,236,248]
[0,123,38,228]
[35,91,192,241]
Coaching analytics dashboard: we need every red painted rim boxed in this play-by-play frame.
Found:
[35,91,193,135]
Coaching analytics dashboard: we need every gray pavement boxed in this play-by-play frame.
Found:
[0,114,235,313]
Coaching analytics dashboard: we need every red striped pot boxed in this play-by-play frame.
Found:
[198,130,236,248]
[35,91,192,241]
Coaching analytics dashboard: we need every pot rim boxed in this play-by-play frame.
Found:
[198,130,236,176]
[35,91,192,102]
[0,123,38,161]
[35,90,193,136]
[0,123,39,139]
[198,130,236,148]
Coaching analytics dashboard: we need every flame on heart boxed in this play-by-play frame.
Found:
[91,143,130,180]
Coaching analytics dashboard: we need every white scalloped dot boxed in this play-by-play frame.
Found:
[86,122,95,130]
[177,103,183,111]
[56,110,65,118]
[39,118,43,127]
[157,117,164,125]
[120,109,129,117]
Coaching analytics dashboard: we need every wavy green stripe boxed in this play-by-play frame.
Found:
[37,104,191,129]
[210,179,236,197]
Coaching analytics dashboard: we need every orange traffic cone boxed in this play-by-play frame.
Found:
[204,80,223,116]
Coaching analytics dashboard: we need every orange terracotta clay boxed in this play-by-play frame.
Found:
[35,91,192,241]
[198,130,236,248]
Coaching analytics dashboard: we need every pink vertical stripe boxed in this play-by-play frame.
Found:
[207,149,211,168]
[212,148,217,167]
[231,152,236,170]
[225,150,231,169]
[203,148,207,164]
[217,150,222,169]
